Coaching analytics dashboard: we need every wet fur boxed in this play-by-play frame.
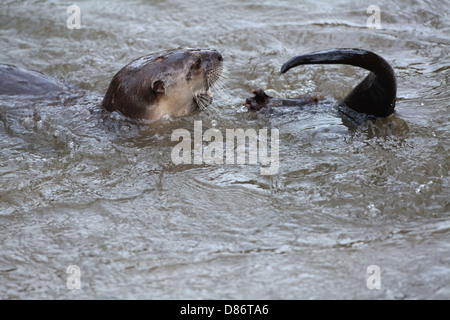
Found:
[102,48,223,120]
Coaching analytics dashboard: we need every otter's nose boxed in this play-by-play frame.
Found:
[210,49,223,62]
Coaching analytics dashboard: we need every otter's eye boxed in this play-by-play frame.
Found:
[193,59,202,70]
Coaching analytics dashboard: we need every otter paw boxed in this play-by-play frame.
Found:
[244,88,272,111]
[244,88,286,112]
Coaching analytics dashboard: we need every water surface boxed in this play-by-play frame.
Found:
[0,0,449,299]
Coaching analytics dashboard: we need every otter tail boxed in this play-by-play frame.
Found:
[280,48,396,117]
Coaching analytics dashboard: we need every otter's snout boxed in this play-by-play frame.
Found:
[200,49,223,87]
[216,51,223,62]
[201,50,223,68]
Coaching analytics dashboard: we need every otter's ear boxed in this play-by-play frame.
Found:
[152,80,165,94]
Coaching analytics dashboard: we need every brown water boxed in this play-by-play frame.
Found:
[0,0,449,299]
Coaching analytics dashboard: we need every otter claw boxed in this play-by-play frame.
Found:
[244,88,273,111]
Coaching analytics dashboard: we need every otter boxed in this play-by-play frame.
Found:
[102,48,223,120]
[0,47,223,121]
[245,48,397,118]
[0,64,66,95]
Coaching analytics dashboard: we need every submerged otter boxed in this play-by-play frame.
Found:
[245,48,397,118]
[0,64,67,95]
[0,47,223,121]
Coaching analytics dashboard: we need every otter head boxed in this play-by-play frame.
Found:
[102,47,223,120]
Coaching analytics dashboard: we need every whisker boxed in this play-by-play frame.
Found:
[217,72,230,81]
[210,78,231,103]
[190,86,205,111]
[212,85,229,102]
[194,92,207,111]
[192,64,230,119]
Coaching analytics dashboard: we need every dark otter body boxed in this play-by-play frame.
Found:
[245,48,397,118]
[0,64,65,95]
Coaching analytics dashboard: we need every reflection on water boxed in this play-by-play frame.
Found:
[0,0,449,299]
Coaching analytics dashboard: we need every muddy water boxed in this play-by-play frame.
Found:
[0,0,449,299]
